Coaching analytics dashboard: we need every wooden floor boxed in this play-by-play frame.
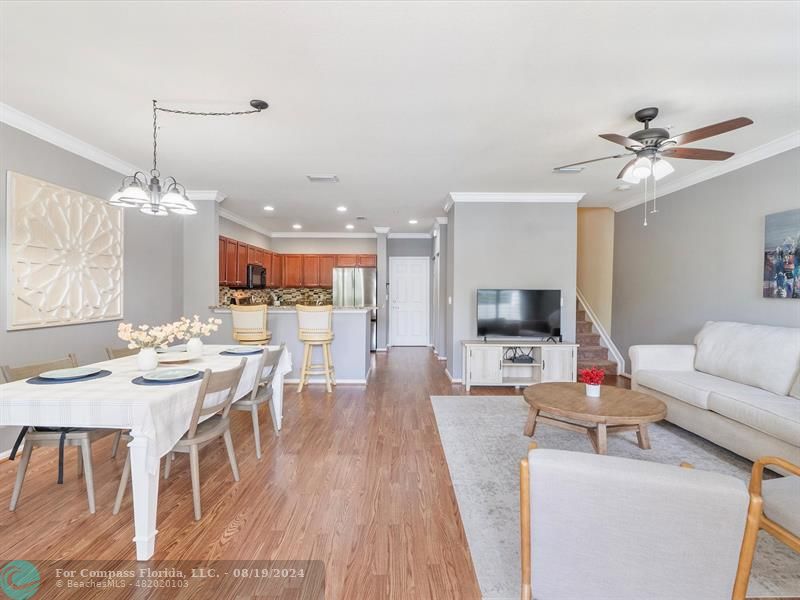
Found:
[1,347,552,599]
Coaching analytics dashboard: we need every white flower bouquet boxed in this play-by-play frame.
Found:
[117,322,181,349]
[174,315,222,340]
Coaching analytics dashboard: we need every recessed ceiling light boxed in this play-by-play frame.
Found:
[263,205,274,211]
[337,206,347,212]
[307,175,339,183]
[292,224,302,230]
[409,219,418,225]
[345,224,354,230]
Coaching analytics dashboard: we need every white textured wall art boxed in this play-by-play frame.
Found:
[6,171,124,330]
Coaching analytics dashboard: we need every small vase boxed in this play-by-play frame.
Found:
[585,383,601,397]
[137,347,159,371]
[186,337,204,358]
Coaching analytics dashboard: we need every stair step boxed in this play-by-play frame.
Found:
[577,332,601,345]
[576,309,587,321]
[576,321,594,333]
[578,346,609,360]
[578,358,618,376]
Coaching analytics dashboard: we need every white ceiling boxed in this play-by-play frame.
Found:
[1,1,798,234]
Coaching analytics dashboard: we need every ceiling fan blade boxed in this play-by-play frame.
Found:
[661,147,734,160]
[670,117,753,146]
[599,133,643,148]
[616,157,637,179]
[553,153,632,170]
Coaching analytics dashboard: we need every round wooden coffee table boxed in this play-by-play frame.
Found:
[522,382,667,454]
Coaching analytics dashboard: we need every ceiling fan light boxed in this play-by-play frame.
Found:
[632,156,652,179]
[652,158,675,181]
[621,166,641,185]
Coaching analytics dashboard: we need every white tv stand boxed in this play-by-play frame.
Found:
[462,339,579,391]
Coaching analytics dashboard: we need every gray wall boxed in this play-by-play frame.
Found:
[447,202,578,379]
[183,199,219,323]
[433,224,448,357]
[0,124,183,449]
[376,232,388,349]
[219,216,270,249]
[612,148,800,363]
[445,206,455,374]
[269,237,377,254]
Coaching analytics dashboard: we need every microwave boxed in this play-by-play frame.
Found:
[246,264,267,289]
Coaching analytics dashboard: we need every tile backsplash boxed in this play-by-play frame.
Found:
[219,286,333,307]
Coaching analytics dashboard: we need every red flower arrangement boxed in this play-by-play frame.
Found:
[579,366,605,386]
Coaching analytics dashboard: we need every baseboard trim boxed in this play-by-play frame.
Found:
[620,372,632,379]
[444,368,462,383]
[284,377,367,385]
[375,348,388,352]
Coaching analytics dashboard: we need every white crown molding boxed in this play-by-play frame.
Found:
[218,208,272,237]
[448,192,585,206]
[388,232,432,239]
[187,190,226,203]
[373,226,390,234]
[0,102,142,176]
[270,231,377,239]
[435,216,448,225]
[610,131,800,212]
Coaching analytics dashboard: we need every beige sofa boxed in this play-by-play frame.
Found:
[630,321,800,466]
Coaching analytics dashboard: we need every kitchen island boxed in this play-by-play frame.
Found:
[211,306,373,384]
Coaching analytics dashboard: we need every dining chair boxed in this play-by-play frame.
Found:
[105,347,137,457]
[519,446,757,600]
[2,354,117,514]
[231,304,272,345]
[113,358,247,520]
[296,305,335,393]
[231,344,284,458]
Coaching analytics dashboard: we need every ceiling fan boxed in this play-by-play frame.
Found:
[554,107,753,184]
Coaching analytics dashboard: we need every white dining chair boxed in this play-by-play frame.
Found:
[114,358,247,520]
[231,344,284,458]
[2,355,118,514]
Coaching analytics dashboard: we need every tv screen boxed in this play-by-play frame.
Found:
[477,289,561,338]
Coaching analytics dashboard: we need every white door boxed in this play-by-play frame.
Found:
[389,257,430,346]
[540,346,576,382]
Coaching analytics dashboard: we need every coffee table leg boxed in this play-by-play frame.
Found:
[524,408,539,437]
[636,423,651,450]
[596,424,608,455]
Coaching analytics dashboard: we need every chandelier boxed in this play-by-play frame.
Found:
[109,98,269,216]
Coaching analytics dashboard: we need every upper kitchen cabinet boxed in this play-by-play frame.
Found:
[218,237,226,284]
[269,253,283,287]
[335,254,358,267]
[357,254,377,267]
[224,238,243,286]
[302,255,320,287]
[318,255,336,287]
[283,255,303,287]
[236,242,248,286]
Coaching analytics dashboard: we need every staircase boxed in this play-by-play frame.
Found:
[576,303,618,380]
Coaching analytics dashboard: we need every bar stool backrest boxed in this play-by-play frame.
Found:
[231,305,269,342]
[296,305,333,341]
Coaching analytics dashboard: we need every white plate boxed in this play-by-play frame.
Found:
[39,366,102,380]
[223,346,263,355]
[142,368,198,382]
[156,344,186,354]
[158,352,191,364]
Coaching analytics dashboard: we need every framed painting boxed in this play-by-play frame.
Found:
[763,208,800,299]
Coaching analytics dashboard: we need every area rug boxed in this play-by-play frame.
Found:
[431,395,800,600]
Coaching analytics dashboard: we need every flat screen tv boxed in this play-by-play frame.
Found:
[477,289,561,339]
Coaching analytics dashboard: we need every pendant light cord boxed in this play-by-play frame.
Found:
[150,99,267,176]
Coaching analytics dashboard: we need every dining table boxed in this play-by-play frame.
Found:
[0,344,292,560]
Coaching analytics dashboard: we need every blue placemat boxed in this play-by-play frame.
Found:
[26,370,112,385]
[220,349,263,356]
[131,372,204,386]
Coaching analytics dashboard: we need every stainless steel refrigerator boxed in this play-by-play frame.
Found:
[333,267,378,351]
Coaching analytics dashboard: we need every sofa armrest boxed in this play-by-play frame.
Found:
[630,345,696,375]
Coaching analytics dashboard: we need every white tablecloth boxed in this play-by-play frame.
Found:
[0,344,292,475]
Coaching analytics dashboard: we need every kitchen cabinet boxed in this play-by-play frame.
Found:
[336,254,358,267]
[236,242,247,286]
[218,237,226,284]
[302,255,320,287]
[270,253,282,288]
[225,238,240,286]
[283,255,303,287]
[357,254,377,267]
[318,255,336,288]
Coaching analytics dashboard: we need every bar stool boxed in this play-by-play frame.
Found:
[296,305,335,393]
[231,304,272,345]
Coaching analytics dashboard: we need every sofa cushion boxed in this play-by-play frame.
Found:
[694,321,800,396]
[791,373,800,401]
[708,390,800,447]
[763,475,800,536]
[636,369,761,410]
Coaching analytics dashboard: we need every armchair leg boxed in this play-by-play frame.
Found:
[732,495,762,600]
